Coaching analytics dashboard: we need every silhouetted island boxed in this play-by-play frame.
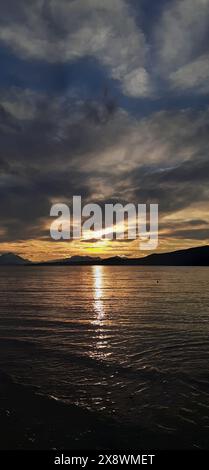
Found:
[1,245,209,266]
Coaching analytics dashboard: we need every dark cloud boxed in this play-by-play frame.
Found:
[0,0,209,252]
[1,99,209,243]
[165,228,209,241]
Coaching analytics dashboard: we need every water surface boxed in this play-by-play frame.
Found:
[0,266,209,448]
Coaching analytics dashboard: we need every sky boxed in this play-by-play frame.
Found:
[0,0,209,261]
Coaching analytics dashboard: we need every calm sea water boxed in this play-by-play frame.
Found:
[0,266,209,447]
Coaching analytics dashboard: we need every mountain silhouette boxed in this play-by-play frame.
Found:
[133,245,209,266]
[0,253,30,265]
[1,246,209,266]
[34,245,209,266]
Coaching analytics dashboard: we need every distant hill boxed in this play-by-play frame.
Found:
[34,245,209,266]
[102,246,209,266]
[0,253,30,265]
[64,255,102,264]
[36,255,102,266]
[134,245,209,266]
[1,246,209,266]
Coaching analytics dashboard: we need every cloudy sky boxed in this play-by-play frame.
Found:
[0,0,209,261]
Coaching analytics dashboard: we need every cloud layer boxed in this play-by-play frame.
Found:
[0,0,209,258]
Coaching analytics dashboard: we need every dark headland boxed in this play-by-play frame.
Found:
[1,245,209,266]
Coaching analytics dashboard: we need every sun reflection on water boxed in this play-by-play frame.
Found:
[90,266,111,362]
[93,265,105,324]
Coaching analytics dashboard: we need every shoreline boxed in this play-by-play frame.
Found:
[0,370,196,450]
[0,370,119,450]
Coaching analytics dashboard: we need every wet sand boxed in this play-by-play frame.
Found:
[0,370,119,450]
[0,370,193,450]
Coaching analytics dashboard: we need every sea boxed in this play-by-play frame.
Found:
[0,266,209,448]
